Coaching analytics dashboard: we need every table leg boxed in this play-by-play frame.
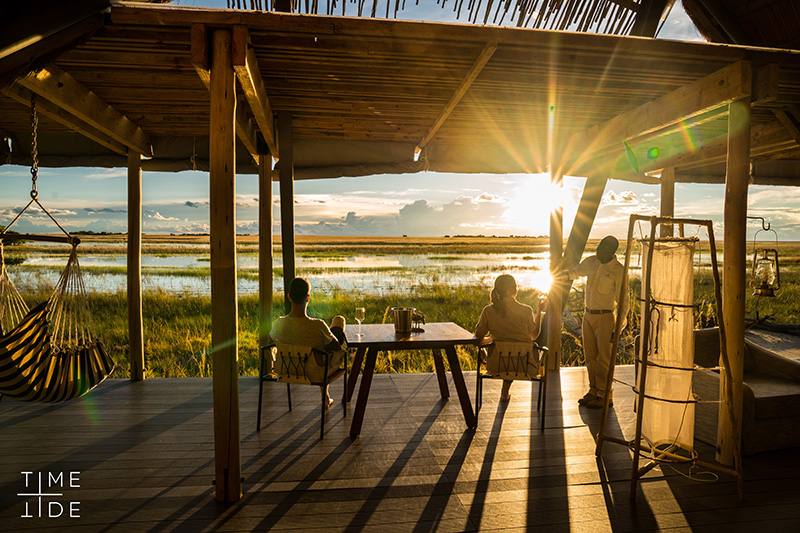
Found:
[347,346,365,402]
[350,347,378,437]
[444,345,477,429]
[432,348,450,399]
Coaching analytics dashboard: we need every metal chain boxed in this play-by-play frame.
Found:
[30,93,39,199]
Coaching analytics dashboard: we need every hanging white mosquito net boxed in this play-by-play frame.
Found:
[638,238,697,453]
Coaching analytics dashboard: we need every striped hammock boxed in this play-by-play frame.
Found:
[0,241,115,402]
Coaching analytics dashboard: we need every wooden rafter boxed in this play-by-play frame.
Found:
[232,25,278,159]
[1,83,127,155]
[191,23,259,163]
[0,13,104,88]
[624,119,794,180]
[16,65,151,156]
[415,41,497,155]
[569,60,753,172]
[774,109,800,148]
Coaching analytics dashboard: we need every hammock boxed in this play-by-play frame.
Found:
[0,93,115,402]
[0,240,115,402]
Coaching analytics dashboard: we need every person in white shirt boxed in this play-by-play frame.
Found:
[565,236,628,409]
[474,274,544,402]
[269,277,346,408]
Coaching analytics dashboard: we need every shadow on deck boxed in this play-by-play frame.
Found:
[1,367,799,531]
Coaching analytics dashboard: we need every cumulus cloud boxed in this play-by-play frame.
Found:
[148,211,179,221]
[185,200,208,208]
[602,190,640,206]
[294,193,507,236]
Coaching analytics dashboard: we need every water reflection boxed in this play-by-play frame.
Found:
[13,252,557,296]
[12,248,720,297]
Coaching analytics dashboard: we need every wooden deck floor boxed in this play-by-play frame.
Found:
[2,367,799,532]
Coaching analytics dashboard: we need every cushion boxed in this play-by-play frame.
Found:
[746,372,800,419]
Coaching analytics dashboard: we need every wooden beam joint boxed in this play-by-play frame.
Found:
[232,25,278,159]
[16,65,152,156]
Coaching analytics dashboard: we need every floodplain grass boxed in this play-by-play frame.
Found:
[6,235,800,378]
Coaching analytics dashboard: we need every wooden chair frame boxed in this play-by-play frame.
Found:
[476,341,549,430]
[257,343,348,440]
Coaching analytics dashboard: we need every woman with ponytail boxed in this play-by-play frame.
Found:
[474,274,545,401]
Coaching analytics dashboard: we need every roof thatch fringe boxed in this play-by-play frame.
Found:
[225,0,654,36]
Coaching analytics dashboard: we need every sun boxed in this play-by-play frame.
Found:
[503,173,576,236]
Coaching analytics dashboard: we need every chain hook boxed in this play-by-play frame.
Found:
[30,92,39,198]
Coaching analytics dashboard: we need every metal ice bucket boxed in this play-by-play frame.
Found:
[392,307,415,333]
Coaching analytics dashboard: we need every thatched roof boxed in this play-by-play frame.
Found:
[222,0,676,36]
[683,0,800,49]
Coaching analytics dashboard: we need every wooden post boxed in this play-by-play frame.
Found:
[278,110,295,312]
[718,96,751,467]
[562,174,608,269]
[209,29,241,503]
[127,151,144,382]
[547,170,564,370]
[259,154,273,372]
[660,167,675,238]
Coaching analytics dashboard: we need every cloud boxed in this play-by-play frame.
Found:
[185,200,208,208]
[85,169,126,179]
[148,211,179,221]
[85,207,126,213]
[294,193,508,236]
[602,190,639,206]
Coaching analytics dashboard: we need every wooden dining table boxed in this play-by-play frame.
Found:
[344,322,479,437]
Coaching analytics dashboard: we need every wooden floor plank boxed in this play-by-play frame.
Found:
[1,367,799,531]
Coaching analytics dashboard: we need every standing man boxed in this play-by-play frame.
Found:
[564,236,628,409]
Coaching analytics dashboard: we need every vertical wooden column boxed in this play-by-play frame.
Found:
[547,170,564,369]
[127,151,144,382]
[258,154,273,372]
[209,29,241,503]
[278,110,295,312]
[660,167,675,238]
[718,96,751,467]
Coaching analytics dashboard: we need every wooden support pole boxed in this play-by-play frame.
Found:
[718,96,751,468]
[660,167,675,238]
[562,174,609,269]
[127,151,144,382]
[278,110,296,312]
[546,170,564,370]
[258,153,273,372]
[209,29,241,503]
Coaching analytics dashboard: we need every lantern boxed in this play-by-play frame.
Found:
[747,216,780,298]
[751,248,780,297]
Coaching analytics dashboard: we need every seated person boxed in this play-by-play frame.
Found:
[269,277,346,408]
[474,274,544,402]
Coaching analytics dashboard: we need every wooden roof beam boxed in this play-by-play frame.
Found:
[606,119,795,181]
[568,60,752,172]
[415,41,497,155]
[191,24,259,163]
[2,83,128,155]
[232,25,278,159]
[16,64,151,156]
[774,109,800,148]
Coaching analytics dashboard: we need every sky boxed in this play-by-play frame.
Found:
[2,1,799,240]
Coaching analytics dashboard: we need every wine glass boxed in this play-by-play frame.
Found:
[355,307,366,337]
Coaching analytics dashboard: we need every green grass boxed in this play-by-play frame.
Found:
[7,237,800,379]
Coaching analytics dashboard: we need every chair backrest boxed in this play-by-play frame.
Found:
[488,341,542,380]
[272,344,317,384]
